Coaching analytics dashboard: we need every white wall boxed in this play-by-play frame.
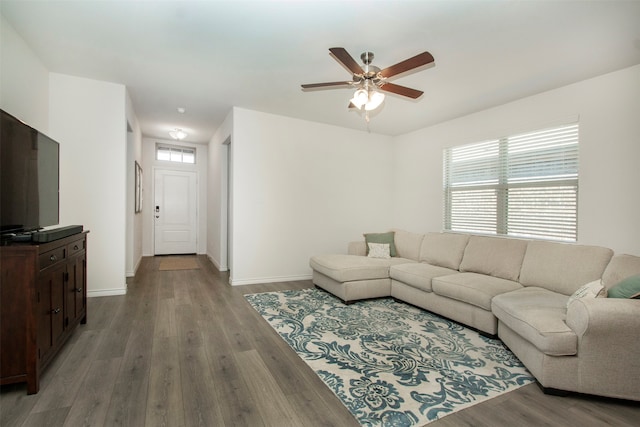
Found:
[393,64,640,255]
[0,15,49,131]
[141,137,208,256]
[206,109,233,271]
[229,108,394,285]
[49,73,128,296]
[2,16,134,295]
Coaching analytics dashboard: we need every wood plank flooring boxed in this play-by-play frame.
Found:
[1,255,638,427]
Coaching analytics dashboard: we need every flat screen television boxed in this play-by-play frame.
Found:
[0,109,60,235]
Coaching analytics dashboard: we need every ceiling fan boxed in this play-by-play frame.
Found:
[301,47,435,114]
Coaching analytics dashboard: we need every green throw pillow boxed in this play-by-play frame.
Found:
[608,274,640,299]
[364,231,396,257]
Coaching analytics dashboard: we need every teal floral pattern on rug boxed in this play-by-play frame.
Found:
[245,288,534,426]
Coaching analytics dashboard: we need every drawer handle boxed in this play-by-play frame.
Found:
[52,308,61,314]
[73,245,79,250]
[76,287,83,293]
[50,254,57,262]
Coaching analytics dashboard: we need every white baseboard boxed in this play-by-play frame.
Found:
[88,286,127,297]
[230,274,312,286]
[126,256,143,278]
[206,254,228,272]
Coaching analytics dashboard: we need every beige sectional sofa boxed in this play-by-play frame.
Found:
[309,229,640,401]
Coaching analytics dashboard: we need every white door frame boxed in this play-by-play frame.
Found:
[221,137,231,272]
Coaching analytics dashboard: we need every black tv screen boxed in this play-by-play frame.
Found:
[0,109,60,234]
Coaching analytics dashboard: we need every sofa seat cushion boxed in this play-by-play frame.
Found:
[389,263,458,292]
[431,273,522,311]
[492,287,577,356]
[310,254,415,283]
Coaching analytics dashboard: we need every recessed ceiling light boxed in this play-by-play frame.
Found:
[177,107,185,114]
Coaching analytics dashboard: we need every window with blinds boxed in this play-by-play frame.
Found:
[443,123,579,242]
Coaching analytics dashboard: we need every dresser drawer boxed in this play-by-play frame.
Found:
[39,247,66,270]
[67,238,86,256]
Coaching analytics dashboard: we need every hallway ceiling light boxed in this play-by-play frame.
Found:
[169,128,187,140]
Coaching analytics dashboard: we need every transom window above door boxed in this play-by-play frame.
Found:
[156,144,195,164]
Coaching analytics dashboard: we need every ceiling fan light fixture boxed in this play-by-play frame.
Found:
[364,90,385,111]
[350,88,369,109]
[351,87,385,111]
[169,128,187,140]
[350,86,385,111]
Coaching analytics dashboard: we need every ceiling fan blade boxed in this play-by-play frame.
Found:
[329,47,364,75]
[301,81,352,89]
[379,51,434,78]
[380,82,423,99]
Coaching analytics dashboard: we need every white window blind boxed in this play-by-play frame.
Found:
[443,123,578,242]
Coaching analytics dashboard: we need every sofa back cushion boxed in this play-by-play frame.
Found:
[601,254,640,289]
[519,240,613,295]
[459,235,528,281]
[419,232,469,270]
[348,241,367,256]
[391,229,425,261]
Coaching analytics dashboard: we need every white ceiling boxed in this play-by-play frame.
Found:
[2,1,640,142]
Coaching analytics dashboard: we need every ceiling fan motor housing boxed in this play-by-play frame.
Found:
[361,51,374,64]
[358,52,382,85]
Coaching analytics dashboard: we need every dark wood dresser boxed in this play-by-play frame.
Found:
[0,231,88,394]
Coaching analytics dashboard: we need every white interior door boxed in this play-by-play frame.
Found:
[154,169,197,255]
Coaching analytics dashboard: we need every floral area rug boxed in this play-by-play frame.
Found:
[245,288,534,427]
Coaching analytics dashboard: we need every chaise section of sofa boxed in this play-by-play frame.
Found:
[310,253,414,303]
[309,230,420,303]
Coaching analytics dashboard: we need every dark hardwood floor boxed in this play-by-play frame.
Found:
[1,255,638,427]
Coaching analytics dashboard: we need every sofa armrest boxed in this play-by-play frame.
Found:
[566,298,640,340]
[348,241,366,256]
[565,298,640,399]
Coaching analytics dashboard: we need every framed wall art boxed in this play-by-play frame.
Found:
[135,161,143,213]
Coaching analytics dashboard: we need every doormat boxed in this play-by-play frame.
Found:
[245,288,534,426]
[158,256,200,271]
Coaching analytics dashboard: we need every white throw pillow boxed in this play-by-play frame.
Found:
[566,279,607,308]
[367,243,391,259]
